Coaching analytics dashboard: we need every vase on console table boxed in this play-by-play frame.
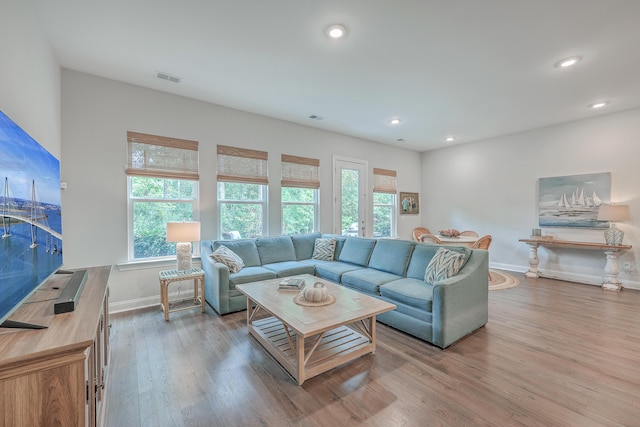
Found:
[597,204,630,246]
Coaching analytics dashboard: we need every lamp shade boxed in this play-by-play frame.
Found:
[166,221,201,242]
[597,204,630,222]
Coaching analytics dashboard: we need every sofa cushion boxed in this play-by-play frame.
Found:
[341,268,403,295]
[228,266,276,289]
[256,236,296,265]
[380,278,434,312]
[262,261,315,277]
[315,262,363,283]
[213,239,261,267]
[291,233,322,260]
[406,244,471,280]
[338,237,376,267]
[424,248,466,283]
[312,238,336,261]
[367,239,415,276]
[210,245,245,273]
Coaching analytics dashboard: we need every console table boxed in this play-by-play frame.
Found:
[519,238,632,291]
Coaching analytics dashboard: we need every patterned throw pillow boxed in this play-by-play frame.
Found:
[312,238,336,261]
[424,248,466,283]
[210,245,245,273]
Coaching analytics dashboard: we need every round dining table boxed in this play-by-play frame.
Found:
[424,235,478,247]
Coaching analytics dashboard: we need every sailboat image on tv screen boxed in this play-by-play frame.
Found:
[539,172,610,228]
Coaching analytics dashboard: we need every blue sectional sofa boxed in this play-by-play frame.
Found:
[200,233,489,348]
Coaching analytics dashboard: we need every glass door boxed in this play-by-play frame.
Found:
[333,157,367,237]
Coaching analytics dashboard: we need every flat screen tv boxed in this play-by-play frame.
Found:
[0,110,63,328]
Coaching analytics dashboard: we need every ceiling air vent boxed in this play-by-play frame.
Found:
[156,71,181,83]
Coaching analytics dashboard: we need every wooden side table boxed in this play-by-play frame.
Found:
[159,267,205,320]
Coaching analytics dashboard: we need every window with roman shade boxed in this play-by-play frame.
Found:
[125,131,200,260]
[216,145,269,239]
[372,167,397,238]
[373,168,397,194]
[281,154,320,234]
[217,145,268,184]
[126,131,199,180]
[281,154,320,189]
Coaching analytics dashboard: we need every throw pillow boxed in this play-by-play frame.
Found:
[312,238,336,261]
[210,245,245,273]
[424,248,466,283]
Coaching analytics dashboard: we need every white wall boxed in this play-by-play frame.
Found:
[0,0,60,155]
[61,70,422,310]
[422,108,640,289]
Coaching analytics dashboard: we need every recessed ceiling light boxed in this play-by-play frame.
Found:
[445,136,455,142]
[589,101,609,109]
[555,56,582,68]
[326,24,346,39]
[390,118,401,125]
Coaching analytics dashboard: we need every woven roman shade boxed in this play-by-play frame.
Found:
[126,131,199,180]
[217,145,269,184]
[281,154,320,189]
[373,168,397,194]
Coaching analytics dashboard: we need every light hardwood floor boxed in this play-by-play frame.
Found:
[105,274,640,427]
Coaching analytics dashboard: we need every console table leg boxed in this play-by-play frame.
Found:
[525,243,540,278]
[602,249,623,291]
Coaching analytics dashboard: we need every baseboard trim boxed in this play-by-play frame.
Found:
[490,262,640,290]
[110,290,195,314]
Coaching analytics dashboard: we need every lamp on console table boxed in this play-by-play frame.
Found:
[597,204,630,245]
[166,221,201,271]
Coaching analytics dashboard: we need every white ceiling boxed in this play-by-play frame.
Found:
[33,0,640,152]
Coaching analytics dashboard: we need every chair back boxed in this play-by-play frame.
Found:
[420,233,443,244]
[471,234,492,250]
[459,230,479,237]
[412,227,431,242]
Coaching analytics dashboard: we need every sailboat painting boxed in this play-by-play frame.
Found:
[538,172,611,228]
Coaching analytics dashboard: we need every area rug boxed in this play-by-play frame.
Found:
[489,270,520,290]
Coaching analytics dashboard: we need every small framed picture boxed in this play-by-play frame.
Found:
[399,192,419,215]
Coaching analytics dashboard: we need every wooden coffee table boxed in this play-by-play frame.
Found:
[235,274,396,385]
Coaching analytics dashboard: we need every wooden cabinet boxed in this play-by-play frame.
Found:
[0,266,111,427]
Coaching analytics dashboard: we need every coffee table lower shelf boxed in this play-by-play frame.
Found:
[248,315,375,385]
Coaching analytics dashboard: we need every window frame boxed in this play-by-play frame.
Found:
[281,187,320,235]
[127,175,199,261]
[217,181,268,239]
[372,191,397,238]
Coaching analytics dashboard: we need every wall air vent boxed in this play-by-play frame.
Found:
[156,72,181,83]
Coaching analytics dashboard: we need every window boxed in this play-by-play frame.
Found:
[281,154,319,235]
[217,145,268,239]
[126,132,199,260]
[372,168,397,238]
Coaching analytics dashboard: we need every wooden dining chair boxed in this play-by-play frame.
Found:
[459,230,479,237]
[471,235,493,280]
[420,233,443,244]
[412,227,431,242]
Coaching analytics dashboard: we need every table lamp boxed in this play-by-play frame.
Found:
[166,221,201,270]
[597,204,630,245]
